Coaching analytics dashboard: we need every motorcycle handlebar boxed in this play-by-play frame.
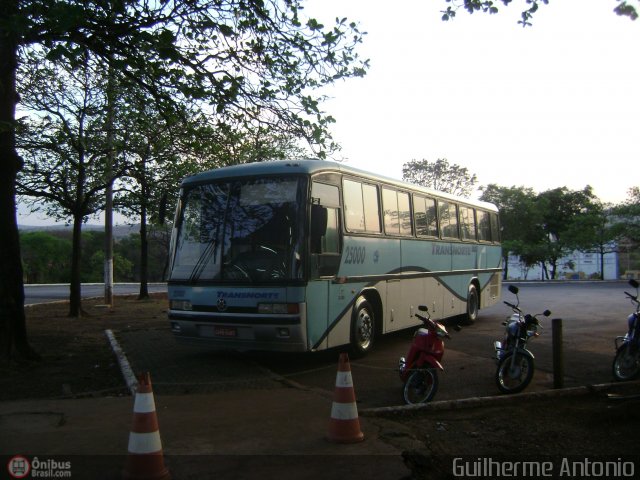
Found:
[415,314,450,339]
[625,291,638,302]
[503,301,521,311]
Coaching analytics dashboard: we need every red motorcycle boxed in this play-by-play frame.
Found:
[398,305,451,404]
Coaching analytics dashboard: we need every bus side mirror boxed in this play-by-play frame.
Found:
[310,204,328,254]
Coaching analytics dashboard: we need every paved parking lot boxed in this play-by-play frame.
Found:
[116,282,633,407]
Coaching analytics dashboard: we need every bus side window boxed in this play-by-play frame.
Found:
[343,179,381,233]
[414,195,438,237]
[460,206,477,241]
[323,208,340,254]
[490,212,500,242]
[311,207,341,277]
[477,210,491,242]
[311,182,342,277]
[439,201,459,239]
[383,187,399,235]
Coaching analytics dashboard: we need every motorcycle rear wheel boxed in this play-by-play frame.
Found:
[403,368,438,405]
[496,352,534,394]
[612,344,640,381]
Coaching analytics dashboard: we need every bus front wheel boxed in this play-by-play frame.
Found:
[351,297,375,356]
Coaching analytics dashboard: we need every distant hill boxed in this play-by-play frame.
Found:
[19,223,140,240]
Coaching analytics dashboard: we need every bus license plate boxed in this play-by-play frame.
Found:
[214,326,237,337]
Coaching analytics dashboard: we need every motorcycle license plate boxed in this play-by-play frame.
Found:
[214,326,237,337]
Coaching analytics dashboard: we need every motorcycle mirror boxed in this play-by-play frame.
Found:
[543,309,551,317]
[629,279,639,289]
[418,305,429,312]
[508,285,519,295]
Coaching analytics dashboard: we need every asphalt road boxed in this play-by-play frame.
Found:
[24,282,167,305]
[118,281,636,409]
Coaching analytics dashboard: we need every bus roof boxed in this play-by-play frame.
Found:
[181,159,498,212]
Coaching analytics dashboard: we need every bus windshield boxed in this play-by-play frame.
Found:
[170,176,306,283]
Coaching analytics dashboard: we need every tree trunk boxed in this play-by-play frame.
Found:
[68,213,84,317]
[0,3,39,363]
[104,179,114,305]
[104,62,116,306]
[138,177,149,300]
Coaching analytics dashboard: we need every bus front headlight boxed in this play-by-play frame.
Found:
[170,299,192,311]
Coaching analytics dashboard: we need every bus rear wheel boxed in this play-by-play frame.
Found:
[465,284,479,324]
[351,297,375,357]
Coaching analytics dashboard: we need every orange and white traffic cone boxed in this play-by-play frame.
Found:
[327,352,364,443]
[123,372,171,480]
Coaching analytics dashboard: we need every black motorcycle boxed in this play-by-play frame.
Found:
[494,285,551,394]
[612,279,640,381]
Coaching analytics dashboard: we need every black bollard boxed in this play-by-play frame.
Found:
[552,318,564,389]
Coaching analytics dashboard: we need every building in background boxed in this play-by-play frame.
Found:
[506,250,619,281]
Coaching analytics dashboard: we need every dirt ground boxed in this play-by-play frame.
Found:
[0,294,169,401]
[4,295,640,479]
[370,388,640,478]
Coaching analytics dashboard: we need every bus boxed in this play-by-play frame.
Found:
[167,159,502,354]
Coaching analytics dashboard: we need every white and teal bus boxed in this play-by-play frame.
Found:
[167,160,501,354]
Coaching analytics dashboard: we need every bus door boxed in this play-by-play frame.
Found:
[307,184,342,350]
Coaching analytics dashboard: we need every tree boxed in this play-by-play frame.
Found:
[402,158,478,197]
[481,184,605,280]
[535,186,599,280]
[440,0,639,26]
[1,0,367,363]
[611,188,640,276]
[16,48,121,317]
[564,200,622,280]
[613,187,640,245]
[480,184,542,279]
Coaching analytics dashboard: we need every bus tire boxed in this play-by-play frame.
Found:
[350,297,375,356]
[465,283,479,324]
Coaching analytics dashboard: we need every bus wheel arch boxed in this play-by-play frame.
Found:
[465,280,480,324]
[350,290,382,357]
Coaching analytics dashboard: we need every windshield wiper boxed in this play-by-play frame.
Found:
[188,190,231,283]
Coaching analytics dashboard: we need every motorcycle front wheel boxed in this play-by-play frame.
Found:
[612,343,640,381]
[403,368,438,405]
[496,352,534,394]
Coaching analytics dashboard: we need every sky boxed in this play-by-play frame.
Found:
[18,0,640,226]
[304,0,640,203]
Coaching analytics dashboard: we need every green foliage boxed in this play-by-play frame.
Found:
[20,229,169,284]
[613,187,640,245]
[480,184,615,279]
[440,0,638,25]
[440,0,548,26]
[15,0,369,154]
[16,48,113,222]
[9,0,368,315]
[20,231,72,283]
[402,158,478,198]
[615,1,640,20]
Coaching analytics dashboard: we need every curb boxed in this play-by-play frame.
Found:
[105,329,138,395]
[360,379,640,417]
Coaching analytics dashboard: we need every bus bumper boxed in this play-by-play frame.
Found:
[168,311,308,352]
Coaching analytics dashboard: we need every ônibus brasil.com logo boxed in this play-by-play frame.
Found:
[7,455,72,478]
[7,456,30,479]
